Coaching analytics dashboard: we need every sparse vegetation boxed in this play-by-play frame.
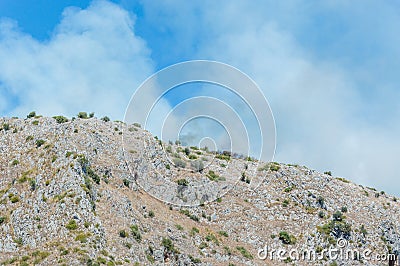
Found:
[53,116,69,124]
[317,211,352,239]
[279,231,296,245]
[218,231,229,237]
[35,139,46,148]
[119,230,128,238]
[336,177,350,183]
[176,179,189,186]
[173,158,186,168]
[123,179,130,187]
[2,123,10,131]
[269,162,280,171]
[316,196,325,208]
[101,116,110,122]
[191,160,204,172]
[162,237,177,253]
[65,219,78,230]
[215,154,230,161]
[207,170,225,182]
[27,111,36,118]
[0,216,7,224]
[236,246,253,259]
[130,224,141,242]
[75,232,90,243]
[180,209,199,222]
[77,112,89,119]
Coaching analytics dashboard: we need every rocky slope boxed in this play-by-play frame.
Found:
[0,115,399,266]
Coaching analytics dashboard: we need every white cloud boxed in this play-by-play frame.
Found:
[0,0,155,119]
[139,1,400,195]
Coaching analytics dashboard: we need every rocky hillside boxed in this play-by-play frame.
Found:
[0,115,399,266]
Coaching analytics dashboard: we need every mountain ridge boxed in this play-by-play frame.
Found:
[0,115,399,266]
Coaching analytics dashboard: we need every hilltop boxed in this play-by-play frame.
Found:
[0,115,399,266]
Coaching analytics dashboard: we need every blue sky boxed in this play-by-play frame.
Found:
[0,0,399,195]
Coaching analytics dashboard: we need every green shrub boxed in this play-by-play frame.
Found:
[2,123,10,131]
[180,209,199,222]
[324,171,332,176]
[316,196,325,208]
[184,147,190,156]
[36,139,45,148]
[65,219,78,230]
[360,225,368,236]
[284,186,294,193]
[333,211,343,221]
[199,242,208,249]
[215,154,230,161]
[190,227,199,236]
[279,231,296,245]
[188,154,198,160]
[317,215,352,239]
[87,167,100,184]
[176,179,189,186]
[75,233,90,243]
[0,216,7,224]
[148,210,155,218]
[162,238,176,253]
[9,195,19,203]
[11,159,19,166]
[236,246,253,259]
[318,211,325,218]
[218,231,229,237]
[173,158,186,168]
[207,170,225,182]
[123,179,130,187]
[32,120,39,125]
[269,162,280,172]
[119,230,128,238]
[175,224,184,231]
[336,177,350,183]
[206,233,219,245]
[27,111,36,118]
[101,116,110,122]
[77,112,88,119]
[53,116,69,124]
[282,199,289,207]
[30,179,36,191]
[341,206,348,213]
[130,224,141,242]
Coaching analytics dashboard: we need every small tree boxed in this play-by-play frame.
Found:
[333,211,343,221]
[77,112,88,119]
[36,139,45,148]
[184,147,190,156]
[101,116,110,122]
[53,116,69,124]
[27,111,36,118]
